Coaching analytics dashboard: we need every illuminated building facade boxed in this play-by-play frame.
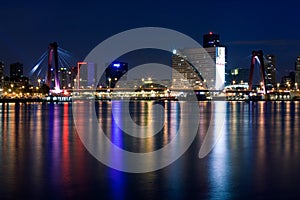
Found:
[172,32,226,90]
[172,48,226,90]
[265,54,276,86]
[171,52,205,89]
[78,62,98,88]
[58,67,73,89]
[206,46,226,89]
[295,56,300,87]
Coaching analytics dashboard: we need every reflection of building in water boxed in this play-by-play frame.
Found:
[171,32,226,90]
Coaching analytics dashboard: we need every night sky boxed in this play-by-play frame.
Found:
[1,0,300,76]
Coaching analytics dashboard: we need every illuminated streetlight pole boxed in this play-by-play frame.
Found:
[37,78,41,87]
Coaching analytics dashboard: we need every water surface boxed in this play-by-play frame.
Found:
[0,101,300,199]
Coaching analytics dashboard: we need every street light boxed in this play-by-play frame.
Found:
[37,78,41,87]
[74,78,77,89]
[10,84,14,93]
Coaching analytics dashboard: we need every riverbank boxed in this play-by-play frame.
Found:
[0,97,299,103]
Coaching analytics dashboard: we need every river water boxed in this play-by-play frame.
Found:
[0,101,300,199]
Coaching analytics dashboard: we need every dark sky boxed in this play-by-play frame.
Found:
[1,0,300,76]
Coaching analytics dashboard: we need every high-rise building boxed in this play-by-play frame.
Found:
[171,52,205,89]
[9,62,29,87]
[172,32,226,90]
[172,47,226,90]
[265,54,276,86]
[203,32,220,48]
[295,56,300,88]
[106,62,128,88]
[10,62,23,79]
[0,61,4,88]
[77,62,98,88]
[58,67,69,89]
[206,46,226,89]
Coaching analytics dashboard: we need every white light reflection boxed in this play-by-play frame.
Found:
[207,101,230,199]
[199,101,227,158]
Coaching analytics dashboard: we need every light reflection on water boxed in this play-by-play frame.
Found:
[0,101,300,199]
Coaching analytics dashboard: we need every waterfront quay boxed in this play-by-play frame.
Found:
[1,87,300,102]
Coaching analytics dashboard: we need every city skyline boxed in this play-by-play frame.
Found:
[0,37,296,89]
[1,0,300,76]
